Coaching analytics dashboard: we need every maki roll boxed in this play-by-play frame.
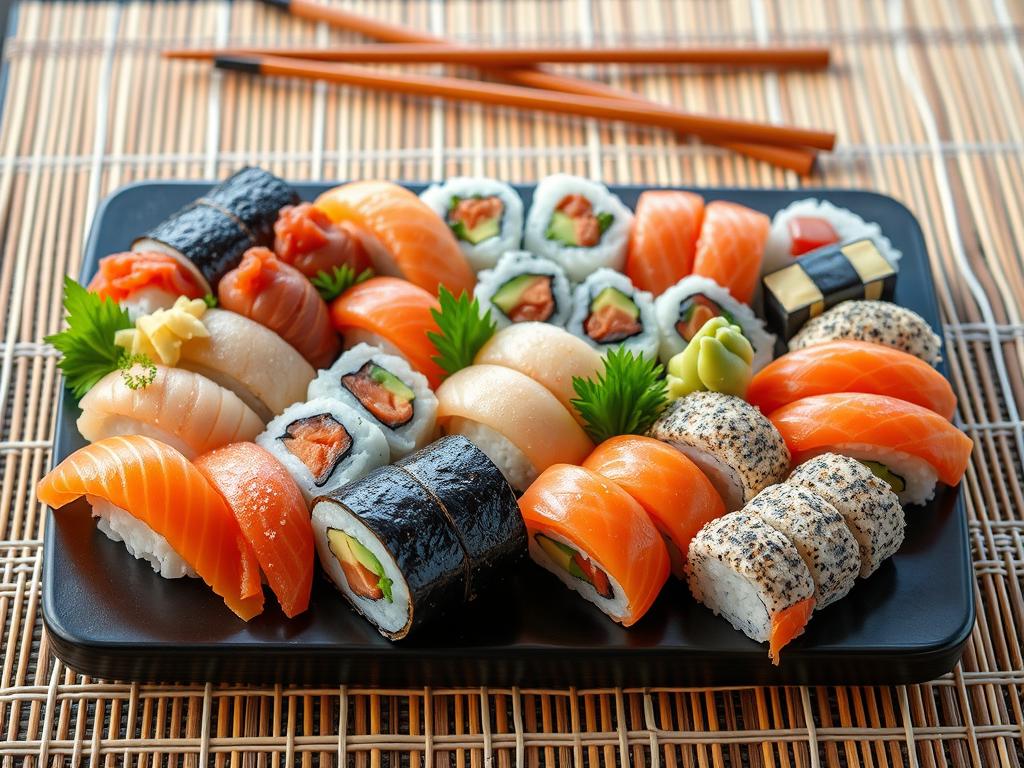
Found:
[312,465,467,639]
[257,398,390,501]
[649,392,790,511]
[474,251,573,329]
[307,343,438,460]
[200,166,299,246]
[396,435,526,600]
[419,177,525,272]
[523,174,634,281]
[655,275,775,370]
[567,268,659,360]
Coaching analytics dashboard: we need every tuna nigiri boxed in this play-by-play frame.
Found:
[88,251,205,318]
[36,435,264,620]
[625,190,705,296]
[273,202,371,278]
[519,464,669,626]
[748,340,957,419]
[691,201,770,305]
[218,247,340,368]
[195,442,314,618]
[315,181,476,296]
[770,392,973,505]
[329,276,445,388]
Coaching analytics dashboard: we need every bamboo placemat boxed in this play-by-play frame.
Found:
[1,0,1022,765]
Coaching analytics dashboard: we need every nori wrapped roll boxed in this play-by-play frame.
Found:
[199,166,299,245]
[396,435,526,600]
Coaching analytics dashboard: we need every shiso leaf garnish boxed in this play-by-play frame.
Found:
[571,346,668,444]
[428,286,496,377]
[44,277,134,398]
[312,265,374,302]
[118,352,157,391]
[202,293,218,308]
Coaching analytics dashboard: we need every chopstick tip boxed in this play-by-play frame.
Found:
[214,56,263,74]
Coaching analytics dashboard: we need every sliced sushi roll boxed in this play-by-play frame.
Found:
[567,268,659,360]
[648,391,790,512]
[435,364,593,491]
[788,300,942,365]
[312,465,467,640]
[744,484,860,609]
[88,251,206,319]
[691,201,770,305]
[273,202,371,278]
[419,177,525,272]
[519,464,670,626]
[257,398,389,502]
[625,190,705,296]
[199,166,299,246]
[655,275,775,370]
[308,343,437,460]
[523,174,634,281]
[686,511,815,665]
[395,435,526,600]
[77,365,264,459]
[474,251,573,329]
[787,453,905,577]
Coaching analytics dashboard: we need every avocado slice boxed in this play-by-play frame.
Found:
[591,286,640,320]
[327,528,394,602]
[535,534,588,581]
[860,460,907,494]
[545,211,580,246]
[369,364,415,403]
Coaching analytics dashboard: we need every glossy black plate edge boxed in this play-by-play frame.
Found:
[41,180,974,686]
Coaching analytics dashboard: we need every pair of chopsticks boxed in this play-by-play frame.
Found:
[163,0,834,175]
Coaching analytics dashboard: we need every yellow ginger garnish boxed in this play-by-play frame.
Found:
[114,296,209,366]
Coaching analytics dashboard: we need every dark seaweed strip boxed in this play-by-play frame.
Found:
[202,167,299,246]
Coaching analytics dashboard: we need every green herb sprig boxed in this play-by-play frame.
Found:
[571,346,668,444]
[202,293,218,308]
[428,286,496,377]
[312,265,374,302]
[118,352,157,391]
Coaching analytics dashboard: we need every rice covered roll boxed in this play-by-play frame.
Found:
[523,174,634,281]
[419,177,525,272]
[686,511,815,665]
[396,435,526,600]
[655,275,775,370]
[312,465,467,639]
[787,453,905,578]
[308,343,437,461]
[519,464,670,626]
[474,251,573,328]
[649,392,790,511]
[257,398,389,501]
[788,300,942,365]
[567,268,658,360]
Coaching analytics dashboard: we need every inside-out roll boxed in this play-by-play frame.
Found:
[474,250,573,328]
[566,268,659,360]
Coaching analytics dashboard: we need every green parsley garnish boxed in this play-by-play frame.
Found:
[44,277,134,398]
[311,265,374,302]
[118,352,157,391]
[596,212,614,234]
[202,293,218,308]
[571,346,668,444]
[427,286,496,377]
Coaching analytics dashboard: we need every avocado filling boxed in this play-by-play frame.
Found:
[535,533,613,599]
[860,460,907,494]
[279,413,352,486]
[676,294,736,342]
[448,195,503,244]
[584,286,642,343]
[491,273,557,323]
[545,194,614,247]
[327,528,394,602]
[342,361,416,429]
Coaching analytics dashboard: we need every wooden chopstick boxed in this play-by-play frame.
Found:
[216,55,833,151]
[164,43,830,70]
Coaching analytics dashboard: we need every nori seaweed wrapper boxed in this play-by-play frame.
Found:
[396,436,527,601]
[317,465,467,640]
[202,166,299,246]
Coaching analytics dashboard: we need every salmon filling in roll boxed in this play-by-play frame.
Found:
[342,362,415,429]
[279,414,353,487]
[448,195,504,245]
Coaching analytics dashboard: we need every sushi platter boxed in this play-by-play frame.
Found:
[41,173,974,685]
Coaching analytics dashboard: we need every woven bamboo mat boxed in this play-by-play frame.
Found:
[0,0,1022,765]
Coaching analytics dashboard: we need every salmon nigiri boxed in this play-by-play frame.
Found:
[273,202,371,278]
[315,181,476,297]
[519,464,669,626]
[88,251,205,318]
[195,442,314,618]
[218,247,340,368]
[625,190,705,296]
[36,435,264,620]
[769,392,973,505]
[330,276,445,388]
[691,201,770,305]
[748,340,957,419]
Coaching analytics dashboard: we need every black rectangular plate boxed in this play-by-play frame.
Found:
[43,181,974,686]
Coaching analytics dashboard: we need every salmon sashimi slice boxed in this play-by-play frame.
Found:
[768,596,815,665]
[88,251,205,302]
[195,442,314,618]
[691,201,770,305]
[36,435,264,620]
[315,181,476,297]
[330,276,445,388]
[625,191,705,295]
[748,340,957,420]
[519,464,669,626]
[769,392,973,485]
[273,202,371,278]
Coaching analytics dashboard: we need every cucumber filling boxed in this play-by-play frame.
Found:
[535,533,613,599]
[342,361,416,429]
[584,286,642,343]
[860,460,907,494]
[676,294,737,342]
[448,195,503,244]
[279,413,352,486]
[491,273,556,323]
[327,528,394,603]
[545,195,613,247]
